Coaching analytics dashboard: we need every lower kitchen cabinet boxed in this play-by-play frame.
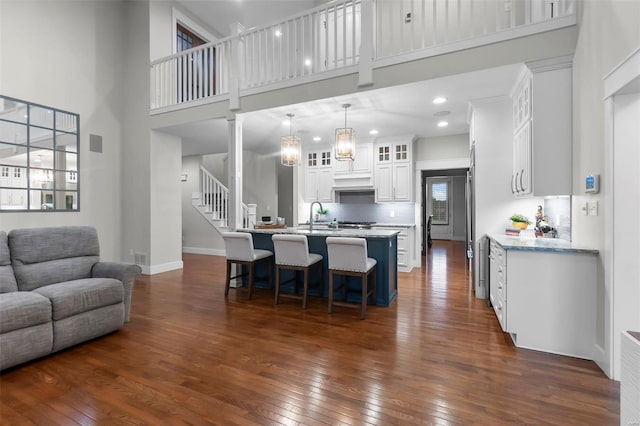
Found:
[374,225,414,272]
[488,236,597,359]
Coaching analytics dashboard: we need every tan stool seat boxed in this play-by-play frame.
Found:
[272,234,323,309]
[326,237,377,319]
[222,232,273,299]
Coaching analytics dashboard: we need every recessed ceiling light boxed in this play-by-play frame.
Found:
[433,97,447,104]
[304,59,312,67]
[274,29,282,37]
[437,121,449,127]
[434,110,450,117]
[369,129,379,135]
[282,119,291,126]
[313,136,321,142]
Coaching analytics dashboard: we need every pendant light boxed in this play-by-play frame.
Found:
[335,103,355,161]
[281,113,300,166]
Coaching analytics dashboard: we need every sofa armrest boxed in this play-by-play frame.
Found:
[91,262,141,323]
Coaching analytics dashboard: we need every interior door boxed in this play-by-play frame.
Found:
[427,177,452,240]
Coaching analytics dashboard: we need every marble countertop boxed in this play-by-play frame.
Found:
[488,234,599,254]
[241,226,399,238]
[372,223,416,227]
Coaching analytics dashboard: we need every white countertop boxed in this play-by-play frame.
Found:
[488,234,599,254]
[242,226,399,238]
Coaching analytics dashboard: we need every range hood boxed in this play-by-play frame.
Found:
[335,190,375,204]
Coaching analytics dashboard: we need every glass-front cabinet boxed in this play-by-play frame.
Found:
[0,96,79,211]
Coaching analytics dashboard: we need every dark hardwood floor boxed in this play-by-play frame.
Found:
[0,241,619,425]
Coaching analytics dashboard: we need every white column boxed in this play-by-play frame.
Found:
[227,114,243,230]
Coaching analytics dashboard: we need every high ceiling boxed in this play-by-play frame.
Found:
[166,1,522,157]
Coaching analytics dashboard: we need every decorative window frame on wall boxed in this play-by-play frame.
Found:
[0,95,80,212]
[171,6,217,55]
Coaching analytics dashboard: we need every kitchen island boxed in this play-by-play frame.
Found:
[239,227,399,306]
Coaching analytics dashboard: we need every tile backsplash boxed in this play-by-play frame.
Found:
[543,196,571,241]
[306,202,415,224]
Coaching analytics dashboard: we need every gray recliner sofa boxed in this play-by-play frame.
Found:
[0,226,141,370]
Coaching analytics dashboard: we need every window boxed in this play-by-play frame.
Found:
[176,22,215,100]
[0,95,80,212]
[430,180,449,225]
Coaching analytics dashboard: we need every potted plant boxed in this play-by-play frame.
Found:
[315,207,329,221]
[510,214,531,230]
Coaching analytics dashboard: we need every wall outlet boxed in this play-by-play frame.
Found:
[588,201,599,216]
[404,13,412,23]
[390,210,395,217]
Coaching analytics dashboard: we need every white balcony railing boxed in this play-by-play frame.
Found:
[150,0,575,111]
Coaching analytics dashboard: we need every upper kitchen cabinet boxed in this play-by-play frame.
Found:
[510,57,572,197]
[374,136,415,202]
[333,140,374,189]
[303,148,334,202]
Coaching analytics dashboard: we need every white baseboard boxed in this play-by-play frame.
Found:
[141,260,184,275]
[182,247,226,257]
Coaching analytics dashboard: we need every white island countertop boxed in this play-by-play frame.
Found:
[240,227,399,239]
[488,234,599,254]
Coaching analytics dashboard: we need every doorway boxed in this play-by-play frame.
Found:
[421,168,468,255]
[603,47,640,380]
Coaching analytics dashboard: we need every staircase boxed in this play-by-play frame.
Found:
[192,166,254,233]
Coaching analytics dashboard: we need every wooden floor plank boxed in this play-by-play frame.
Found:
[0,241,619,424]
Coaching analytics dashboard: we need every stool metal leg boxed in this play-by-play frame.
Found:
[303,268,309,310]
[225,260,232,296]
[328,270,334,314]
[275,265,281,305]
[360,272,367,320]
[248,262,254,300]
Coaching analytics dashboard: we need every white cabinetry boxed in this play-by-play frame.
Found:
[0,166,27,209]
[488,238,597,359]
[374,138,413,202]
[333,141,374,188]
[489,240,507,331]
[510,58,572,197]
[374,225,415,272]
[303,149,334,203]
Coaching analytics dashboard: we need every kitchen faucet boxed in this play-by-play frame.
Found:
[309,201,323,232]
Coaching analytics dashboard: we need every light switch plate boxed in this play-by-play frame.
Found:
[588,201,599,216]
[581,202,588,216]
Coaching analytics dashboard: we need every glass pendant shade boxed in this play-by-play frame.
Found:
[281,134,301,166]
[281,113,300,166]
[335,104,355,161]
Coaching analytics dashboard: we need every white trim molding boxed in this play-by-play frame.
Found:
[182,247,226,257]
[141,260,184,275]
[172,6,218,54]
[602,44,640,380]
[415,158,470,171]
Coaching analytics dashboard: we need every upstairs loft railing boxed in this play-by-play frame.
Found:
[150,0,576,110]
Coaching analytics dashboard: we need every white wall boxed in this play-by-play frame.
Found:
[572,0,640,379]
[415,134,469,162]
[149,130,183,272]
[0,0,125,261]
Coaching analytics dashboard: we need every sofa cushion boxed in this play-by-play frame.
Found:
[9,226,100,291]
[0,292,52,334]
[0,231,18,293]
[33,278,123,321]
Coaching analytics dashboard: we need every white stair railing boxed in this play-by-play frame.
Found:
[241,0,361,88]
[199,166,250,229]
[150,38,232,109]
[150,0,575,110]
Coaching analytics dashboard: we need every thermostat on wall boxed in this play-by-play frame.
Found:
[585,174,600,194]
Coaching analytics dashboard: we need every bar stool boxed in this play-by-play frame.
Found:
[222,232,273,300]
[272,234,323,309]
[326,237,377,320]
